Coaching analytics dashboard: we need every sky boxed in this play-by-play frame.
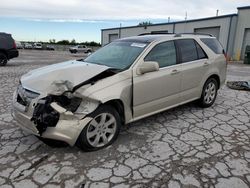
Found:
[0,0,250,43]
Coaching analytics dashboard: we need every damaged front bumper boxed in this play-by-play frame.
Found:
[12,89,94,146]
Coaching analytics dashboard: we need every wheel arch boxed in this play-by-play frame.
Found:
[0,49,8,59]
[103,99,125,125]
[206,74,220,89]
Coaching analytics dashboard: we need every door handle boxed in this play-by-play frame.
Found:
[171,69,180,75]
[203,62,209,66]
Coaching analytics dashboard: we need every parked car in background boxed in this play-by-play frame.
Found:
[46,45,55,51]
[33,43,43,50]
[16,41,24,49]
[24,43,33,49]
[12,33,226,151]
[69,45,92,54]
[0,32,19,66]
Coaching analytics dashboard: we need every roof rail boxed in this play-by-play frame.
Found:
[174,33,214,37]
[139,31,175,36]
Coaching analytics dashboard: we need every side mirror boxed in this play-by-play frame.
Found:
[137,61,159,75]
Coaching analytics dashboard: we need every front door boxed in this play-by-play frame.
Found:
[133,40,182,119]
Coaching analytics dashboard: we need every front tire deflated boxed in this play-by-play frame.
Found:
[77,105,121,151]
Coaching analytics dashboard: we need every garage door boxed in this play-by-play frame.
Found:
[109,34,119,43]
[194,27,220,39]
[241,28,250,59]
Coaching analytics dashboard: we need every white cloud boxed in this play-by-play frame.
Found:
[25,18,104,23]
[0,0,250,21]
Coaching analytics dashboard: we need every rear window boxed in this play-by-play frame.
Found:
[201,38,224,54]
[176,39,198,63]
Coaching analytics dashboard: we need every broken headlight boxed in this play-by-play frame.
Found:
[31,94,82,135]
[58,92,82,112]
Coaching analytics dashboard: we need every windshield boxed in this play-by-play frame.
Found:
[84,41,148,70]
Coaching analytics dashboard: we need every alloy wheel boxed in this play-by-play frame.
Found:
[86,113,117,148]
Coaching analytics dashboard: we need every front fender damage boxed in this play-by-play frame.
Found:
[31,95,100,136]
[28,68,117,145]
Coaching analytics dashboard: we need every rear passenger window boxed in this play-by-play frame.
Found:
[176,39,198,63]
[195,42,207,59]
[145,41,176,68]
[201,38,224,54]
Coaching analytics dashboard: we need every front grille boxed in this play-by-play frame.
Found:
[17,85,40,106]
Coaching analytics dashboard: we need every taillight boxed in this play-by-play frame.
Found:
[13,41,17,49]
[223,50,228,64]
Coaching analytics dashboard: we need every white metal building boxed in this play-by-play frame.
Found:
[101,6,250,60]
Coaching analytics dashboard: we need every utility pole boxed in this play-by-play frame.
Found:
[119,23,122,39]
[168,17,170,23]
[185,12,187,20]
[216,9,219,16]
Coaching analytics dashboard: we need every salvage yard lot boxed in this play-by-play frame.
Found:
[0,50,250,188]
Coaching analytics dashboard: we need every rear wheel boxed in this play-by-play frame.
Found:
[0,53,8,66]
[198,78,218,108]
[77,105,121,151]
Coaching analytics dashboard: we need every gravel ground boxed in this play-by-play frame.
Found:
[0,50,250,188]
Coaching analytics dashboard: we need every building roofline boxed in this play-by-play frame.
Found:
[101,13,238,31]
[237,6,250,10]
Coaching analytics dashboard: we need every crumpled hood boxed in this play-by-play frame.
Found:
[21,60,110,94]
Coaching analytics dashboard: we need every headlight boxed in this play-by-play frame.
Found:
[46,93,81,113]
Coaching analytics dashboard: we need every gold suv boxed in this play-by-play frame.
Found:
[12,33,227,151]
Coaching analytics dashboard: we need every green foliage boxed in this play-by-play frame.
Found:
[80,41,101,47]
[49,39,56,44]
[57,40,70,45]
[70,39,76,45]
[24,39,101,47]
[138,21,153,26]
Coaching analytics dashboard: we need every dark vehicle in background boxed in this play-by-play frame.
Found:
[46,45,55,51]
[0,32,19,66]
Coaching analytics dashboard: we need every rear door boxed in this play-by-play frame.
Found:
[133,40,182,118]
[176,39,209,102]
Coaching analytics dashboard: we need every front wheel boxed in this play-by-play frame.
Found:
[198,78,218,108]
[0,53,8,66]
[77,105,121,151]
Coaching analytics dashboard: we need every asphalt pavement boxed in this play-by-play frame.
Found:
[0,50,250,188]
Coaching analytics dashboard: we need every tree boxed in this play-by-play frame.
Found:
[70,39,76,45]
[57,40,70,45]
[138,21,153,26]
[80,41,101,47]
[49,39,56,44]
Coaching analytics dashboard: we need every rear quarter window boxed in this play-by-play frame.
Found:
[201,38,224,54]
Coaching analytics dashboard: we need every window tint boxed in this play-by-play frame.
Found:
[195,42,207,59]
[201,38,224,54]
[145,41,176,68]
[176,39,198,63]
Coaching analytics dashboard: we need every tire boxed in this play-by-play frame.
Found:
[0,53,8,66]
[77,105,121,151]
[87,50,92,53]
[198,78,218,108]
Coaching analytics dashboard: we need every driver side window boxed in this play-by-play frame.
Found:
[144,41,177,68]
